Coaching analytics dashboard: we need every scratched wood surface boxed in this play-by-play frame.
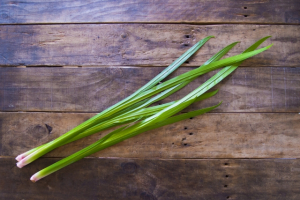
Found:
[0,0,299,199]
[0,0,299,24]
[1,112,300,158]
[0,24,299,67]
[0,67,299,112]
[1,158,300,200]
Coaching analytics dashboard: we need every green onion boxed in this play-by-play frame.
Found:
[16,89,219,161]
[16,36,214,167]
[18,42,240,162]
[30,102,222,182]
[16,40,240,162]
[15,36,272,182]
[29,37,272,182]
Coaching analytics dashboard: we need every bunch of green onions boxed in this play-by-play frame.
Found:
[15,36,272,182]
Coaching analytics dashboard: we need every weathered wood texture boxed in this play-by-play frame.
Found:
[0,0,299,198]
[0,0,299,24]
[1,158,300,200]
[1,112,299,158]
[1,67,299,112]
[0,24,299,66]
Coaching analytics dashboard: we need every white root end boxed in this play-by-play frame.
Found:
[30,174,40,183]
[16,162,23,168]
[15,154,25,162]
[16,160,27,168]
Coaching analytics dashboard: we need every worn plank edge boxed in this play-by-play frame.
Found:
[1,111,300,114]
[1,22,300,25]
[1,156,298,160]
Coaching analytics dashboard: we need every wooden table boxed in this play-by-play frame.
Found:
[0,1,300,199]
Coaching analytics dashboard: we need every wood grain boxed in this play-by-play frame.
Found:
[1,67,299,112]
[1,158,300,200]
[0,0,299,24]
[1,112,299,158]
[0,24,299,66]
[0,0,299,198]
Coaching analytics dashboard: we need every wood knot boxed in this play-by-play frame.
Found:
[121,33,127,38]
[121,162,138,174]
[26,124,48,139]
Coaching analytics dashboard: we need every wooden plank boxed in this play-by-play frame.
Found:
[1,112,299,158]
[0,24,299,66]
[0,0,299,24]
[1,67,299,112]
[1,158,300,199]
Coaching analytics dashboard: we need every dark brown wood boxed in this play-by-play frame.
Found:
[1,67,299,112]
[1,112,299,158]
[1,158,300,200]
[0,0,299,24]
[0,24,299,67]
[0,1,299,198]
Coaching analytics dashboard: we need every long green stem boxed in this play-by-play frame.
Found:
[30,36,272,182]
[19,40,271,166]
[16,40,238,162]
[30,83,209,181]
[17,90,218,160]
[16,36,213,167]
[30,101,221,182]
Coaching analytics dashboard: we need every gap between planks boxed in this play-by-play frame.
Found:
[1,22,300,26]
[1,65,298,68]
[1,156,298,160]
[1,111,300,114]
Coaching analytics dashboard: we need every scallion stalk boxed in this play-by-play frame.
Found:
[16,40,239,162]
[15,36,272,183]
[29,36,272,181]
[16,36,214,167]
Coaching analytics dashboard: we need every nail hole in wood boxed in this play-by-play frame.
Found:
[184,43,189,46]
[184,127,188,130]
[185,35,190,38]
[189,117,193,119]
[224,163,229,165]
[172,142,174,145]
[227,196,230,199]
[224,185,228,187]
[185,61,189,64]
[189,132,193,135]
[244,15,248,17]
[184,143,188,146]
[244,7,247,9]
[225,175,229,177]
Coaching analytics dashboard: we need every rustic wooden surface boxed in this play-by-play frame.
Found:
[0,0,299,24]
[1,67,300,113]
[0,0,299,199]
[2,158,300,200]
[1,112,300,159]
[0,24,299,67]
